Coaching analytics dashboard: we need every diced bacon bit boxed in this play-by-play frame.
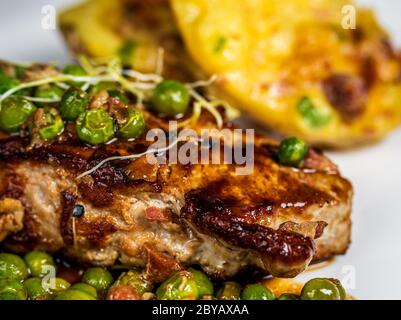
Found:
[107,285,142,300]
[107,97,129,124]
[107,96,127,111]
[322,74,367,122]
[29,109,48,148]
[145,207,172,222]
[145,244,183,283]
[33,108,47,127]
[22,64,59,82]
[90,90,109,109]
[360,55,377,88]
[303,149,339,174]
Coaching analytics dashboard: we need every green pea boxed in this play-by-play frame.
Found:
[188,268,214,297]
[59,87,89,121]
[216,282,242,300]
[156,271,199,300]
[35,85,64,101]
[0,96,37,133]
[328,278,346,300]
[300,278,341,300]
[277,137,309,167]
[114,270,152,295]
[24,277,50,300]
[76,109,115,145]
[38,277,71,297]
[0,278,27,300]
[48,277,71,293]
[0,253,28,281]
[297,96,331,129]
[70,283,98,298]
[278,293,299,300]
[0,70,20,94]
[118,110,145,140]
[152,80,190,116]
[241,283,275,300]
[63,64,87,87]
[82,267,114,294]
[36,109,65,140]
[54,289,97,300]
[24,251,56,278]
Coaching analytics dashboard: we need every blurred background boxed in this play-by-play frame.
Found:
[0,0,400,63]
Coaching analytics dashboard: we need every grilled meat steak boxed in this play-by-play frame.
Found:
[0,60,352,279]
[0,112,352,279]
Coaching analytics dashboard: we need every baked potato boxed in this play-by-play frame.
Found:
[59,0,195,81]
[171,0,401,147]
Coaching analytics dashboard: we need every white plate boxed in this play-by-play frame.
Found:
[0,0,400,300]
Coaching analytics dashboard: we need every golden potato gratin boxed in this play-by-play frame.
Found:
[171,0,401,147]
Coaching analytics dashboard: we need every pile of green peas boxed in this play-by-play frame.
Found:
[1,64,311,169]
[0,250,347,300]
[0,64,191,145]
[0,251,113,300]
[155,271,347,301]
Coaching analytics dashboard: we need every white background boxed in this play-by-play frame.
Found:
[0,0,400,300]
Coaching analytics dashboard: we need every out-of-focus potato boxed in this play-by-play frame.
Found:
[59,0,196,81]
[171,0,401,147]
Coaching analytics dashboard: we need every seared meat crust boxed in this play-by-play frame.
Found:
[182,190,318,277]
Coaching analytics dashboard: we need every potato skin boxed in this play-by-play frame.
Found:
[171,0,401,148]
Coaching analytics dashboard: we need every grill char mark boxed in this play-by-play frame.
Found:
[60,191,117,246]
[0,136,132,180]
[181,190,318,277]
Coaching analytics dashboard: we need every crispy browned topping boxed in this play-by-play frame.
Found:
[181,189,317,277]
[323,74,368,122]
